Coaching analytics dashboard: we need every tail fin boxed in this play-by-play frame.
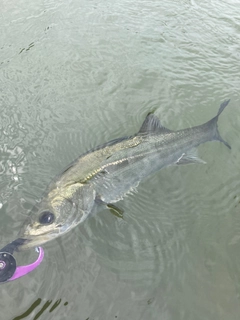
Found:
[209,99,231,149]
[217,99,231,118]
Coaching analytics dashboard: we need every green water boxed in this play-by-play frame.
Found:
[1,0,240,319]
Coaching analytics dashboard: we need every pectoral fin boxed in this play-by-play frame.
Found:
[107,203,124,219]
[176,149,206,165]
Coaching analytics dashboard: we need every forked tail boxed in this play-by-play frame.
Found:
[208,99,231,149]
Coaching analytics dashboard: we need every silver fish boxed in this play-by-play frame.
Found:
[15,100,231,250]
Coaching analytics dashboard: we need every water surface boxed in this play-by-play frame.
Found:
[1,0,240,319]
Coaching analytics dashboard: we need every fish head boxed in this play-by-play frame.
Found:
[17,184,89,250]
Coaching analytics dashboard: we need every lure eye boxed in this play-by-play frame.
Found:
[39,211,55,225]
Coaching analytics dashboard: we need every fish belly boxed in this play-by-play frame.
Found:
[91,144,173,203]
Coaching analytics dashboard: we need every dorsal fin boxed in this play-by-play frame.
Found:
[138,112,173,135]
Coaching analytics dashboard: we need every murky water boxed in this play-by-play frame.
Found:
[1,0,240,319]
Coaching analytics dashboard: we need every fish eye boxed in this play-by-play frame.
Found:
[39,211,55,225]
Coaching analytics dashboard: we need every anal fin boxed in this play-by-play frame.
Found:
[176,149,206,165]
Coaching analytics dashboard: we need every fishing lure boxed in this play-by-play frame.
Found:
[0,244,44,283]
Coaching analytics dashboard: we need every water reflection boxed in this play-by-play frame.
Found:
[12,298,68,320]
[1,0,240,318]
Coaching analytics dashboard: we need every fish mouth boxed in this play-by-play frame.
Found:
[0,234,55,253]
[0,238,30,254]
[16,234,56,251]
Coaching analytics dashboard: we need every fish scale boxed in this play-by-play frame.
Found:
[9,99,230,250]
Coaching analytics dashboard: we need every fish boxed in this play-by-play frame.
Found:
[12,100,231,251]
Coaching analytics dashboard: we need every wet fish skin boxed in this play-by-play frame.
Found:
[17,100,230,250]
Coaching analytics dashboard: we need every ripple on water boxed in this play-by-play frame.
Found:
[70,168,192,293]
[1,0,240,318]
